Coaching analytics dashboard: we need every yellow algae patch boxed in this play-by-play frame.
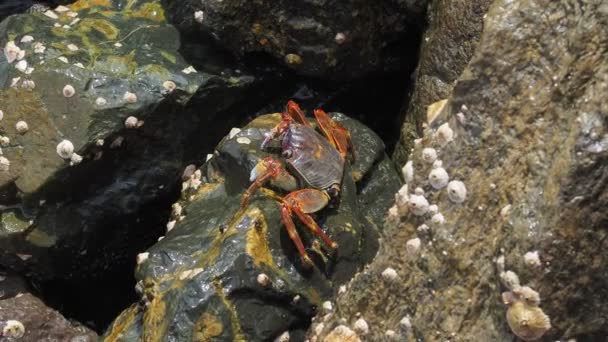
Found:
[142,295,168,341]
[26,229,57,248]
[193,313,223,342]
[79,18,119,40]
[102,305,139,341]
[131,2,166,22]
[213,280,246,341]
[245,208,274,267]
[160,50,177,64]
[70,0,112,12]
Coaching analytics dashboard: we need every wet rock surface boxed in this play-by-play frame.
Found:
[161,0,426,80]
[308,0,608,341]
[0,274,98,342]
[0,0,283,330]
[103,112,400,341]
[392,0,492,165]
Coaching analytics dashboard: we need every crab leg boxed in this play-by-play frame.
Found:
[280,206,314,268]
[313,109,355,161]
[240,157,283,208]
[286,100,309,126]
[283,189,337,249]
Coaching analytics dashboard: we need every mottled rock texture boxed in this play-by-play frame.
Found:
[392,0,492,165]
[161,0,426,80]
[0,292,98,341]
[309,0,608,341]
[0,0,279,295]
[103,111,400,341]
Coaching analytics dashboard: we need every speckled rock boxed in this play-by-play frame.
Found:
[0,0,282,296]
[392,0,492,165]
[103,112,400,341]
[0,292,98,341]
[161,0,427,80]
[309,0,608,341]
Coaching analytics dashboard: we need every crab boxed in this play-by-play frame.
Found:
[239,100,354,267]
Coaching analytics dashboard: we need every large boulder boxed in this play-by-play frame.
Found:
[308,0,608,341]
[0,0,281,310]
[392,0,492,165]
[161,0,427,80]
[103,111,400,341]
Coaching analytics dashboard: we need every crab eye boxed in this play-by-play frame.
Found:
[282,150,293,158]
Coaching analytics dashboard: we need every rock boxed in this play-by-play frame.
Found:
[161,0,427,80]
[392,0,493,165]
[308,0,608,341]
[103,111,399,341]
[0,292,98,341]
[0,1,33,23]
[0,0,284,326]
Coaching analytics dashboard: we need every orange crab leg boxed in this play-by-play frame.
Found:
[293,207,338,249]
[286,100,309,126]
[240,157,282,208]
[313,109,355,161]
[281,205,314,268]
[284,189,337,249]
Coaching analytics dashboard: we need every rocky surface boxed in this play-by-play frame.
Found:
[161,0,426,80]
[308,0,608,341]
[102,111,400,341]
[0,0,284,329]
[392,0,492,165]
[0,271,98,341]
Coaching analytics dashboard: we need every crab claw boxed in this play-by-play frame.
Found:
[261,131,273,150]
[249,159,268,182]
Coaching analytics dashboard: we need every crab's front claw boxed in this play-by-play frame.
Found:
[313,109,355,162]
[285,100,309,125]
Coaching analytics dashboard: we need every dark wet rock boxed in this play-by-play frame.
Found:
[0,0,284,329]
[161,0,426,80]
[308,0,608,341]
[103,111,400,341]
[392,0,492,166]
[0,292,98,341]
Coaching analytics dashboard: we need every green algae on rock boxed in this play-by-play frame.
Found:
[103,112,400,341]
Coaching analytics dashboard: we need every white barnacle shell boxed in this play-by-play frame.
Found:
[0,110,3,121]
[447,180,467,203]
[513,286,541,307]
[171,203,183,218]
[136,252,149,265]
[58,56,69,63]
[500,270,521,290]
[182,65,197,74]
[274,331,290,342]
[353,318,369,335]
[431,213,445,224]
[428,204,438,214]
[381,267,398,282]
[237,137,251,145]
[124,116,139,129]
[0,136,10,146]
[401,160,414,183]
[95,97,107,106]
[63,84,75,97]
[194,10,204,23]
[55,5,70,12]
[162,80,176,93]
[33,42,46,54]
[257,273,271,287]
[524,251,541,268]
[22,79,35,89]
[73,62,84,68]
[394,184,409,212]
[123,91,138,103]
[400,316,412,330]
[166,220,176,232]
[417,224,429,232]
[20,35,34,43]
[67,43,78,51]
[435,122,454,146]
[334,32,346,44]
[0,157,10,171]
[2,320,25,338]
[44,10,59,19]
[408,194,429,216]
[15,60,28,73]
[4,41,22,63]
[70,153,83,166]
[414,187,424,196]
[505,298,551,341]
[56,139,74,159]
[15,121,29,134]
[322,301,333,314]
[406,237,421,255]
[421,148,437,163]
[228,127,241,139]
[429,167,449,189]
